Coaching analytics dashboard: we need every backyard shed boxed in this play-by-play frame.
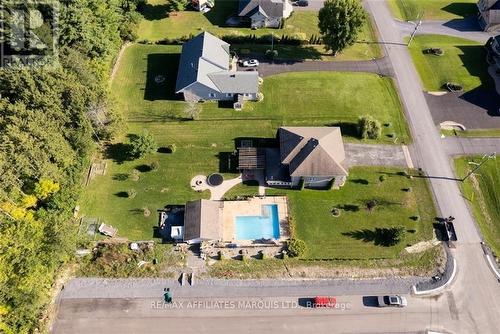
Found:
[183,199,223,244]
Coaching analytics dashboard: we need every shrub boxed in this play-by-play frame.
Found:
[366,200,377,212]
[143,207,151,217]
[331,207,341,217]
[168,143,177,153]
[265,49,278,59]
[130,132,157,158]
[411,215,420,221]
[358,116,382,139]
[379,175,387,182]
[218,250,224,260]
[131,169,140,181]
[150,161,160,171]
[287,239,307,257]
[127,189,137,198]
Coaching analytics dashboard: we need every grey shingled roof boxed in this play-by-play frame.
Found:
[175,32,230,93]
[279,127,348,177]
[482,0,500,10]
[183,199,222,241]
[207,72,259,94]
[238,0,286,18]
[176,31,259,94]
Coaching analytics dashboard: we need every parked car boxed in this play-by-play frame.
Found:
[313,296,337,308]
[377,295,407,307]
[295,0,309,6]
[241,59,259,67]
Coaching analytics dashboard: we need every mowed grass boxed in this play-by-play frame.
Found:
[114,44,409,143]
[455,157,500,255]
[80,43,410,241]
[267,167,436,260]
[137,0,381,61]
[388,0,478,21]
[408,35,494,92]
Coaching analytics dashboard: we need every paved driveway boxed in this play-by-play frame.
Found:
[426,90,500,129]
[253,57,393,77]
[292,0,325,11]
[396,17,493,44]
[344,143,409,167]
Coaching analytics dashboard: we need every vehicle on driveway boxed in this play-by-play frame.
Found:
[241,59,259,67]
[294,0,309,6]
[377,295,407,307]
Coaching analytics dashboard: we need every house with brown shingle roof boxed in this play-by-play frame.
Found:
[238,127,348,189]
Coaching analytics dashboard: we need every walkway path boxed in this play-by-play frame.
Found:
[209,176,242,200]
[257,57,393,77]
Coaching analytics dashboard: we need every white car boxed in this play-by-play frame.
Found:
[241,59,259,67]
[377,295,407,307]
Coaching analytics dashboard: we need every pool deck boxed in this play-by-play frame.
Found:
[220,196,289,244]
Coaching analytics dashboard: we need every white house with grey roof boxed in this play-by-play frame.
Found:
[175,32,260,103]
[238,0,293,28]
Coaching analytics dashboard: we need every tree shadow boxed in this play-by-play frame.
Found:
[113,173,129,181]
[115,191,129,198]
[339,204,360,212]
[350,178,369,185]
[136,164,153,173]
[204,0,238,27]
[325,122,359,139]
[140,3,171,21]
[342,228,403,247]
[144,53,182,101]
[105,143,133,164]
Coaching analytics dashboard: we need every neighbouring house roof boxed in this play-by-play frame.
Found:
[278,127,348,177]
[238,0,286,18]
[183,199,222,241]
[479,0,500,11]
[175,31,259,94]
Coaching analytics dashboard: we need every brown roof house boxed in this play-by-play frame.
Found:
[238,0,293,28]
[183,199,222,244]
[478,0,500,31]
[239,127,349,189]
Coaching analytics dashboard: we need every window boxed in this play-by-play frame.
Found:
[208,93,217,98]
[244,93,251,97]
[226,93,233,98]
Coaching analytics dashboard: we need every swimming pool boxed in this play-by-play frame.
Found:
[235,204,280,240]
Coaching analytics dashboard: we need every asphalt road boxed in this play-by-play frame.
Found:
[53,294,457,334]
[442,137,500,156]
[365,1,500,333]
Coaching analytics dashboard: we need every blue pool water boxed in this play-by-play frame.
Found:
[235,204,280,240]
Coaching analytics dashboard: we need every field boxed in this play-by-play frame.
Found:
[267,167,436,260]
[137,0,381,61]
[408,34,494,92]
[80,43,410,244]
[388,0,478,21]
[455,157,500,255]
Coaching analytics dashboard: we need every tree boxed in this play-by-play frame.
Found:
[130,132,157,158]
[318,0,366,55]
[287,239,307,257]
[358,116,382,139]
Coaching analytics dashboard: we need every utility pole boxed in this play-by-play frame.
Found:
[462,153,496,182]
[407,19,422,47]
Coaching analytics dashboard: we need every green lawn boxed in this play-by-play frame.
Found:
[268,167,436,259]
[442,128,500,138]
[455,157,500,255]
[137,0,381,61]
[80,43,410,241]
[408,34,494,92]
[388,0,478,21]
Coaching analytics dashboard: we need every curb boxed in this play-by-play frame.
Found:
[412,258,457,295]
[485,254,500,280]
